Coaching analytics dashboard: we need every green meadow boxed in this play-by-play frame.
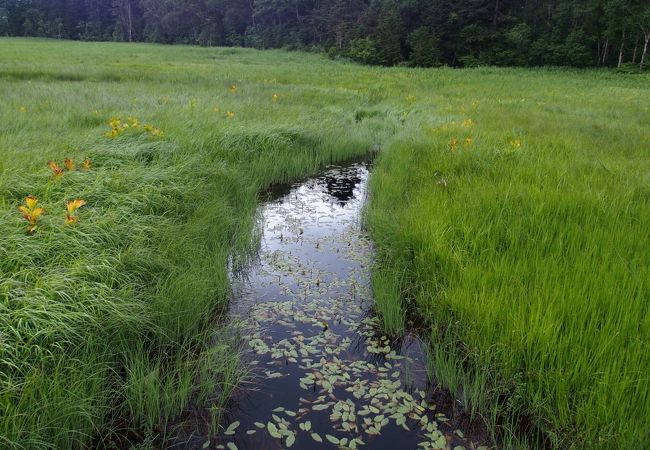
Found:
[0,38,648,449]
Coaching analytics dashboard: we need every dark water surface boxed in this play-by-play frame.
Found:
[177,162,488,450]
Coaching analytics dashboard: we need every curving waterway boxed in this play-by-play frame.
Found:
[177,161,487,450]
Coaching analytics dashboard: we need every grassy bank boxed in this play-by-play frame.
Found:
[0,38,383,448]
[1,38,648,450]
[366,70,650,448]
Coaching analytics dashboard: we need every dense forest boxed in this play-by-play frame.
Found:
[1,0,649,68]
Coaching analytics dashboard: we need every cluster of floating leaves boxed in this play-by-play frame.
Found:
[208,166,485,450]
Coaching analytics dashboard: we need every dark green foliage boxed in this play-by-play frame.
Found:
[1,1,649,70]
[407,26,440,67]
[373,0,403,66]
[347,37,378,65]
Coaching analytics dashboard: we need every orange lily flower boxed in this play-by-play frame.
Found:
[48,160,64,178]
[66,199,87,225]
[19,195,44,233]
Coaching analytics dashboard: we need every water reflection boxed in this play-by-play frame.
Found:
[172,162,483,450]
[323,167,362,205]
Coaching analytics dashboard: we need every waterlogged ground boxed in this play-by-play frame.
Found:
[189,163,488,450]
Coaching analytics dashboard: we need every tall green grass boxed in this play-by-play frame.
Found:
[1,38,648,449]
[366,70,650,448]
[0,38,383,448]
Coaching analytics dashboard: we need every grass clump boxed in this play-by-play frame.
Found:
[0,38,381,448]
[370,265,405,336]
[366,70,650,448]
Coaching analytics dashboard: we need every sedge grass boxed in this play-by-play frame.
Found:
[0,38,648,449]
[366,69,650,448]
[0,38,381,448]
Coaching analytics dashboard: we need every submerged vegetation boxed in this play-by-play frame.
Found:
[0,37,648,449]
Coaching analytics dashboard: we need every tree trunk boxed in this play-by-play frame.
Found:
[602,38,609,64]
[641,33,649,70]
[632,36,638,63]
[617,30,625,68]
[126,2,132,42]
[492,0,500,27]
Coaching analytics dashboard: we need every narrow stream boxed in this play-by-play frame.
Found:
[183,162,486,450]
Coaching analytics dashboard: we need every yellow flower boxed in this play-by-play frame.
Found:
[144,124,163,137]
[272,94,279,102]
[230,84,238,94]
[213,106,221,113]
[19,195,44,233]
[406,94,416,104]
[19,106,27,113]
[66,199,86,214]
[48,160,64,178]
[24,195,38,209]
[105,117,128,138]
[82,159,92,170]
[510,138,522,149]
[462,118,474,127]
[128,116,141,128]
[64,158,75,171]
[226,111,235,119]
[464,137,473,146]
[450,138,458,152]
[66,199,87,225]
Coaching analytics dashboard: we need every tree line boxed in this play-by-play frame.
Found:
[1,0,649,69]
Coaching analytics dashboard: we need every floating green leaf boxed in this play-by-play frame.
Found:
[267,422,281,439]
[224,421,240,436]
[325,434,340,444]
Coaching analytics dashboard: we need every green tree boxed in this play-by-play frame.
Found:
[347,37,378,65]
[373,0,403,66]
[407,26,440,67]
